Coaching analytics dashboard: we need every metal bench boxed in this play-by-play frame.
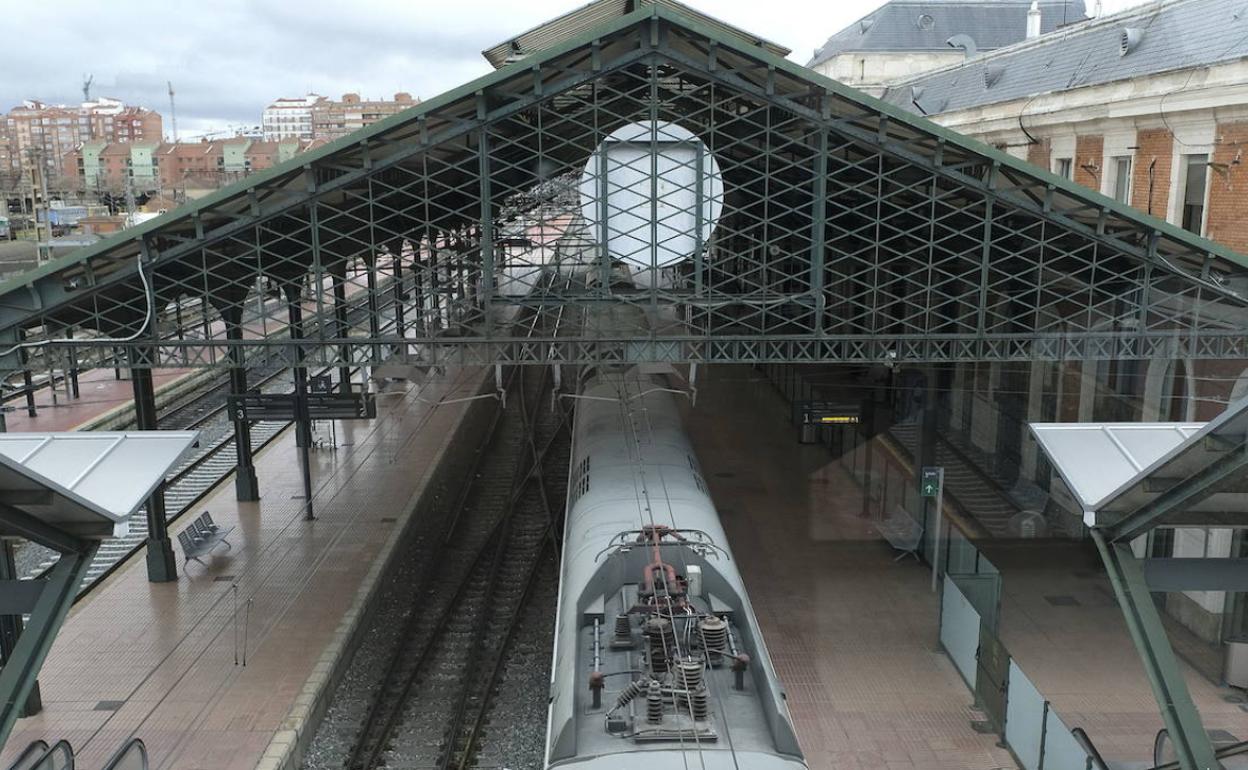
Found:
[875,506,923,562]
[196,511,233,540]
[177,513,233,568]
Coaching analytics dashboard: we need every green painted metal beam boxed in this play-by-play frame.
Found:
[1105,441,1248,543]
[1090,528,1219,770]
[0,4,1244,375]
[0,547,96,748]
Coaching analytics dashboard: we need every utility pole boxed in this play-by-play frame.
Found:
[167,81,179,142]
[25,149,52,262]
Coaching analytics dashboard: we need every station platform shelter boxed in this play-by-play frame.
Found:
[0,2,1245,769]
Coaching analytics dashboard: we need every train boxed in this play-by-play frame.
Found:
[546,363,807,769]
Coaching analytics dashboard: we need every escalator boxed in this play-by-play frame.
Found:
[4,738,146,770]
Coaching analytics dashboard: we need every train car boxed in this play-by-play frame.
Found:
[546,365,807,770]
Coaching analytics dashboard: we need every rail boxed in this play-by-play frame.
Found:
[1071,727,1111,770]
[343,283,574,770]
[344,365,522,769]
[3,741,48,770]
[26,268,412,594]
[100,738,147,770]
[439,364,569,770]
[1151,729,1248,770]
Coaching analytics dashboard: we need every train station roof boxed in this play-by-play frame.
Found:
[0,2,1246,372]
[482,0,791,68]
[1031,396,1248,539]
[0,431,198,542]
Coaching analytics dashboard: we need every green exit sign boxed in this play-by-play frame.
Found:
[921,467,943,498]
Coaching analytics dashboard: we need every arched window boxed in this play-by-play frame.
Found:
[1165,359,1189,421]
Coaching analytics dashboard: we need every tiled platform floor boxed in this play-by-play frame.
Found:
[682,365,1245,770]
[683,366,1017,770]
[988,542,1247,765]
[2,366,196,432]
[0,368,484,770]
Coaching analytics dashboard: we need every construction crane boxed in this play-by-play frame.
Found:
[168,81,179,142]
[82,74,94,103]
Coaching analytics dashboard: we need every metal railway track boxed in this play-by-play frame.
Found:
[427,366,570,770]
[344,362,570,770]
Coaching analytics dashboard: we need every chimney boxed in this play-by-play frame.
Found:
[1026,1,1042,38]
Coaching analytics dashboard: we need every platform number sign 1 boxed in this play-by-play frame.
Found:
[921,467,943,498]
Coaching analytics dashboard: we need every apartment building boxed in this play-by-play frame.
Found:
[1,99,163,181]
[261,94,325,141]
[64,137,314,196]
[310,92,418,140]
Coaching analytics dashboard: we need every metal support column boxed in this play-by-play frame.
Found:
[0,546,95,747]
[333,273,352,394]
[365,258,381,364]
[392,253,406,355]
[919,371,942,577]
[0,539,40,717]
[285,285,315,521]
[14,328,37,418]
[65,327,79,399]
[1090,528,1219,770]
[132,355,177,582]
[858,390,875,519]
[222,306,259,501]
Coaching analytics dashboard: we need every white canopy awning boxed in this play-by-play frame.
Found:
[1031,397,1248,530]
[0,431,199,540]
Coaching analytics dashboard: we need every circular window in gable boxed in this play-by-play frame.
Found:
[917,13,935,30]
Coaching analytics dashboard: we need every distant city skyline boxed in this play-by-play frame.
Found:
[1,0,1155,140]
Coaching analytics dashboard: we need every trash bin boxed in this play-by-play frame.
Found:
[1224,635,1248,688]
[799,421,820,444]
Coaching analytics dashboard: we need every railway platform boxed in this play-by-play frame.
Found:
[681,365,1244,770]
[2,366,200,432]
[0,368,485,770]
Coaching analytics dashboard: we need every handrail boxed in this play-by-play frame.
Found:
[101,737,148,770]
[4,741,48,770]
[929,428,1023,519]
[1071,727,1111,770]
[1150,728,1248,770]
[27,740,72,770]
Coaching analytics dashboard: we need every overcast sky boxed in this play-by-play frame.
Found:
[1,0,1152,139]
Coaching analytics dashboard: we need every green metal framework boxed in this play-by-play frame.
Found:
[1091,530,1221,770]
[1,5,1247,375]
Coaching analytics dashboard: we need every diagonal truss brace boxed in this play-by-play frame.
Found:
[1103,441,1248,544]
[1090,528,1219,770]
[0,537,96,748]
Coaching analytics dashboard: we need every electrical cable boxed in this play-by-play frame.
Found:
[616,370,744,770]
[0,252,155,359]
[608,375,702,770]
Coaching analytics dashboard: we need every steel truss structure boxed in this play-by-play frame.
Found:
[1,5,1247,376]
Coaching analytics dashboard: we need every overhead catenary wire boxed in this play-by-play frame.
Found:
[611,375,703,770]
[612,370,746,770]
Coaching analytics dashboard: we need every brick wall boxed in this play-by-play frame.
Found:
[1131,128,1173,218]
[1193,360,1248,420]
[1074,135,1104,189]
[1205,121,1248,252]
[1026,138,1051,170]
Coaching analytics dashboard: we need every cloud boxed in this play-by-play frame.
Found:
[12,0,1068,132]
